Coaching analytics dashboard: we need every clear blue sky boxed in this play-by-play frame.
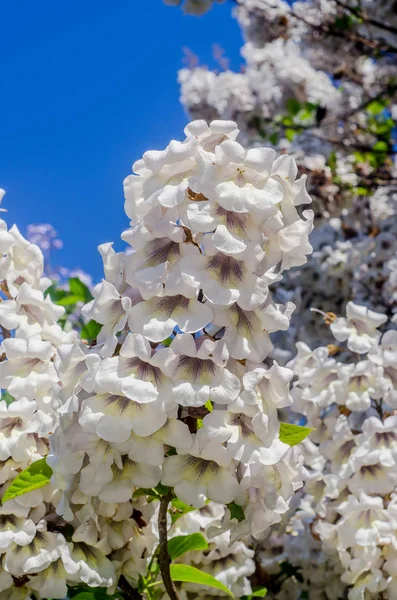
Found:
[0,0,243,280]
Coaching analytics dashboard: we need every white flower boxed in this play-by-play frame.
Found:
[334,360,384,412]
[202,400,289,465]
[162,429,240,507]
[354,415,397,466]
[82,280,132,358]
[126,135,197,213]
[123,223,201,300]
[95,333,177,406]
[79,393,169,441]
[96,458,161,503]
[4,529,66,576]
[170,334,240,407]
[128,288,212,342]
[348,451,397,496]
[0,337,58,400]
[179,247,269,310]
[184,119,239,150]
[0,282,64,332]
[114,418,193,466]
[194,141,283,213]
[241,361,294,440]
[330,302,387,354]
[334,493,395,551]
[0,398,49,462]
[0,516,36,551]
[0,225,45,295]
[67,542,116,587]
[340,546,388,599]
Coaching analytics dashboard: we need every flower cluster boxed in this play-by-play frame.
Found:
[166,0,397,358]
[279,303,397,599]
[0,122,313,598]
[0,192,82,599]
[274,183,397,355]
[50,120,312,556]
[174,0,397,148]
[169,502,257,597]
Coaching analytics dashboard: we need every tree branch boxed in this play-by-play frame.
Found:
[158,492,180,600]
[118,575,143,600]
[0,325,11,340]
[333,0,397,37]
[290,5,397,53]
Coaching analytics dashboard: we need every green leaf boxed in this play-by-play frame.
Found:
[69,278,93,302]
[242,587,268,599]
[285,128,296,142]
[356,186,370,196]
[168,533,208,559]
[280,116,294,126]
[169,564,233,597]
[227,501,245,522]
[204,400,213,412]
[68,584,121,600]
[286,98,301,116]
[353,150,368,163]
[162,336,173,347]
[334,14,355,29]
[373,141,388,152]
[132,487,158,499]
[279,422,313,446]
[171,498,195,523]
[45,286,70,302]
[1,458,53,504]
[171,498,192,510]
[251,588,268,598]
[71,594,96,600]
[327,150,337,173]
[155,483,171,496]
[56,294,82,307]
[367,100,386,115]
[81,320,102,341]
[1,391,15,405]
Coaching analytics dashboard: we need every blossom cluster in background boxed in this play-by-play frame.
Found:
[170,0,397,354]
[264,304,397,599]
[163,0,397,597]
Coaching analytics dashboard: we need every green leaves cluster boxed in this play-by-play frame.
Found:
[46,276,102,341]
[139,528,235,598]
[249,100,319,145]
[353,97,394,169]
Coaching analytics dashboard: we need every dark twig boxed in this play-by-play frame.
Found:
[158,492,180,600]
[0,325,11,340]
[333,0,397,37]
[333,83,397,124]
[118,575,143,600]
[290,5,397,53]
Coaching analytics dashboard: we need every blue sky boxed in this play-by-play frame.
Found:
[0,0,243,280]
